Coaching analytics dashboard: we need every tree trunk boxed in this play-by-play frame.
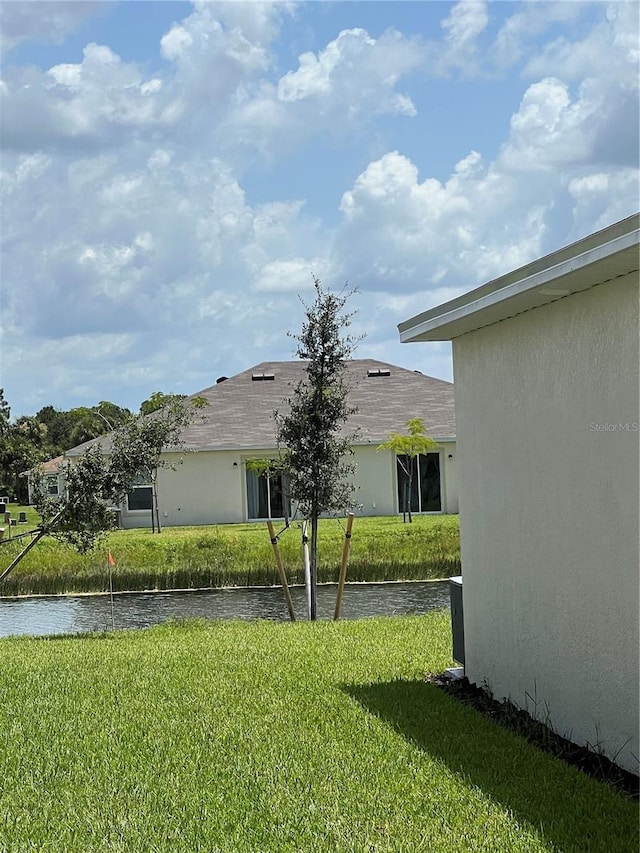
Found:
[310,511,318,621]
[407,456,415,523]
[152,472,161,533]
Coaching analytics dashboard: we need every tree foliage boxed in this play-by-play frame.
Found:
[109,395,206,532]
[4,396,206,581]
[139,391,186,416]
[35,444,121,553]
[0,391,172,500]
[276,275,359,619]
[377,418,439,523]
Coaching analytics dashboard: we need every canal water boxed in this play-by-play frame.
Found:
[0,581,450,638]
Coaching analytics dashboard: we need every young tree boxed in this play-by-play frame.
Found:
[276,276,359,620]
[377,418,439,523]
[1,397,206,583]
[108,395,206,533]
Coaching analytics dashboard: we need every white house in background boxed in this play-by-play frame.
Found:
[66,359,458,528]
[23,455,66,505]
[399,213,639,774]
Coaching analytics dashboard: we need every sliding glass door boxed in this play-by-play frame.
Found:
[246,469,291,519]
[396,452,441,514]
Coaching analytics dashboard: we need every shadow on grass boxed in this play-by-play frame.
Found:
[345,679,638,853]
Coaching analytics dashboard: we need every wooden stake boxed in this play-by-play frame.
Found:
[267,520,296,621]
[334,513,354,620]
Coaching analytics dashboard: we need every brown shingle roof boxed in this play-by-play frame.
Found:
[68,359,455,456]
[182,358,455,450]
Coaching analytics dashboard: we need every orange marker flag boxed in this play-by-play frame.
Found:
[108,551,116,567]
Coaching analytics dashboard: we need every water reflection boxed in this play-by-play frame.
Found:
[0,581,450,638]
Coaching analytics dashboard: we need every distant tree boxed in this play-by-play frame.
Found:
[139,392,186,416]
[0,390,10,437]
[0,431,41,502]
[0,395,48,501]
[94,402,132,431]
[276,276,359,620]
[36,402,132,454]
[377,418,439,523]
[36,406,72,455]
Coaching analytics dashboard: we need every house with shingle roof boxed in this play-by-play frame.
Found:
[22,455,66,505]
[66,358,457,527]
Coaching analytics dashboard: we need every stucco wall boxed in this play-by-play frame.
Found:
[121,441,459,527]
[121,450,244,528]
[351,443,458,516]
[452,272,639,772]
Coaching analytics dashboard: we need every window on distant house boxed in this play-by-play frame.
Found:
[246,468,291,520]
[396,453,441,514]
[46,475,59,496]
[126,474,153,511]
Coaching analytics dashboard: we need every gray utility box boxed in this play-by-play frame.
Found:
[449,576,465,666]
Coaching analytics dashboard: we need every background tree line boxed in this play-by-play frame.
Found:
[0,390,182,502]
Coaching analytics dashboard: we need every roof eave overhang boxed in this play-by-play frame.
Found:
[398,222,640,343]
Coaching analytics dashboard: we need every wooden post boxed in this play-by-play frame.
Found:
[333,513,354,620]
[267,521,296,622]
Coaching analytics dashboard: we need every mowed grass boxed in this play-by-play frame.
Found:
[0,615,636,853]
[0,512,460,596]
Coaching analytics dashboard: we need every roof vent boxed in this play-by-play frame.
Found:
[216,376,228,384]
[367,368,391,378]
[252,373,275,381]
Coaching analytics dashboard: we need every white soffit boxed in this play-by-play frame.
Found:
[399,215,640,343]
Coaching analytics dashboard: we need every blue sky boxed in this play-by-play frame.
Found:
[1,1,638,417]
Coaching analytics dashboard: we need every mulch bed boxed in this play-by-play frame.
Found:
[428,673,639,800]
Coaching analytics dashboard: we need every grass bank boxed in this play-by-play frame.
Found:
[0,615,635,852]
[0,512,460,596]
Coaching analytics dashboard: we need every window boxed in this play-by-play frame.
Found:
[396,453,441,514]
[246,468,291,519]
[46,475,59,496]
[126,474,153,511]
[127,487,152,511]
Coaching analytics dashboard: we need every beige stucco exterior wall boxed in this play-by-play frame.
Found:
[351,443,458,516]
[120,441,459,527]
[352,445,397,516]
[121,450,244,528]
[452,272,639,772]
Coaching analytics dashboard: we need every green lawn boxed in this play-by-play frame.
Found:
[0,615,635,852]
[0,511,460,596]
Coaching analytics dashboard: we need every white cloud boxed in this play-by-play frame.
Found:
[0,1,105,52]
[442,0,488,49]
[254,258,334,293]
[1,1,638,416]
[491,1,588,69]
[221,26,424,157]
[278,26,419,117]
[523,1,639,83]
[337,149,546,293]
[499,70,638,172]
[1,44,163,151]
